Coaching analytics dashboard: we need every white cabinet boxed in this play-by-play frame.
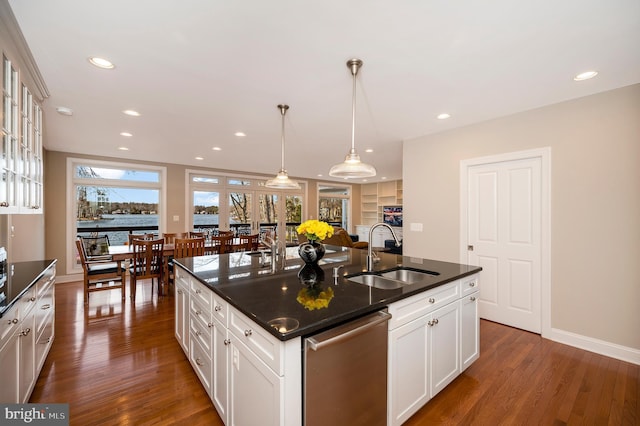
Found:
[175,264,301,426]
[1,54,44,214]
[174,268,189,354]
[0,268,49,404]
[229,337,282,426]
[387,273,479,426]
[428,301,460,396]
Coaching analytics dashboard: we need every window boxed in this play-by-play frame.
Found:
[318,184,351,229]
[69,159,165,272]
[189,171,305,242]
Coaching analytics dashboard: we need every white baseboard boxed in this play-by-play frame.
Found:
[545,327,640,365]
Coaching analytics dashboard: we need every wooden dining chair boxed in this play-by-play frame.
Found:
[236,234,260,252]
[76,239,125,304]
[167,237,206,285]
[189,231,207,238]
[208,234,234,254]
[163,232,189,244]
[79,234,112,260]
[129,238,165,300]
[128,233,157,245]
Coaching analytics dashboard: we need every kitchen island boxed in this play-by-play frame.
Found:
[174,246,481,425]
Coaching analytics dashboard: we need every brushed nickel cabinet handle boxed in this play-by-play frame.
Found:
[469,281,476,287]
[428,298,435,304]
[244,329,252,337]
[224,339,231,346]
[41,304,51,310]
[214,305,222,312]
[195,358,204,366]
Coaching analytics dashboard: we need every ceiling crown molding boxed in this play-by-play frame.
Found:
[0,0,50,102]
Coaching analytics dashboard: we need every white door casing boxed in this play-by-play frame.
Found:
[460,148,551,335]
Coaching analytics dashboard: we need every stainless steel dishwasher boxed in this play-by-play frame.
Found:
[304,309,391,426]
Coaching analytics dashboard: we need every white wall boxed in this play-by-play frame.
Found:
[403,84,640,354]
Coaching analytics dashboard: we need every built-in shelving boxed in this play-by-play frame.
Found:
[359,180,402,226]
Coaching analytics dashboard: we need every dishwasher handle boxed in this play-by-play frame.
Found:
[307,311,391,351]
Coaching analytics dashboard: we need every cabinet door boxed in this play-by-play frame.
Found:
[211,319,229,423]
[174,279,189,354]
[0,333,20,402]
[429,301,460,397]
[18,310,36,403]
[461,293,480,371]
[388,315,430,426]
[229,339,282,426]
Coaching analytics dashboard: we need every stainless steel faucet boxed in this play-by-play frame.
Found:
[367,222,401,272]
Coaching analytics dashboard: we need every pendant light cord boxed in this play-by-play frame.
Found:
[278,104,289,171]
[350,61,358,154]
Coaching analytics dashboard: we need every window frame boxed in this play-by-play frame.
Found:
[66,157,166,274]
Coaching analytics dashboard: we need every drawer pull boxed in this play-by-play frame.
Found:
[428,297,435,304]
[195,358,204,366]
[41,304,51,310]
[428,320,435,327]
[244,329,252,337]
[195,289,201,294]
[214,305,222,312]
[469,281,476,287]
[177,289,183,294]
[21,328,31,336]
[30,296,36,302]
[470,296,476,301]
[10,318,18,324]
[195,330,202,336]
[195,310,202,316]
[224,339,231,346]
[434,318,439,325]
[208,322,214,328]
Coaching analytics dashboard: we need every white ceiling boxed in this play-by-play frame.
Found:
[8,0,640,183]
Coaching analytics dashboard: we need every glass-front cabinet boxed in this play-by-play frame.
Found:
[0,54,44,214]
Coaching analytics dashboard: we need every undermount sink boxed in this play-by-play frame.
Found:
[347,274,407,290]
[347,267,440,289]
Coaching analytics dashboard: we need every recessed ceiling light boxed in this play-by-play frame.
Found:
[212,147,222,151]
[118,147,129,151]
[234,132,246,137]
[437,113,451,120]
[317,174,323,177]
[365,149,373,153]
[120,132,132,137]
[381,177,387,180]
[88,56,115,69]
[574,71,598,81]
[122,110,141,117]
[56,106,73,116]
[195,156,204,161]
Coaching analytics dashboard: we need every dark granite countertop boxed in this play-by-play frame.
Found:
[174,247,481,341]
[0,259,57,318]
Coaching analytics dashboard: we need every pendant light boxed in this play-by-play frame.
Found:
[329,58,376,178]
[265,104,301,189]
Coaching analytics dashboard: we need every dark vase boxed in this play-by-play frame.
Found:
[298,240,326,265]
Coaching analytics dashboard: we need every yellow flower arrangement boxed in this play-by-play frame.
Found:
[297,219,334,242]
[297,285,335,311]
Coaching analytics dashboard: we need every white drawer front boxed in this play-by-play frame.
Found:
[211,293,228,328]
[189,336,212,396]
[229,307,282,375]
[1,305,20,347]
[191,278,213,311]
[460,274,479,297]
[190,309,212,353]
[388,281,460,330]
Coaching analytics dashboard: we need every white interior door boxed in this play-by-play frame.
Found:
[465,155,543,333]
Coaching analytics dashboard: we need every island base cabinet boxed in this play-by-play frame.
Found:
[388,316,430,426]
[461,293,480,371]
[211,319,229,423]
[175,273,190,355]
[428,301,460,396]
[229,338,282,426]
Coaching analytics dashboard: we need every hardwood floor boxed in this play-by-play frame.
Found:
[31,280,638,425]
